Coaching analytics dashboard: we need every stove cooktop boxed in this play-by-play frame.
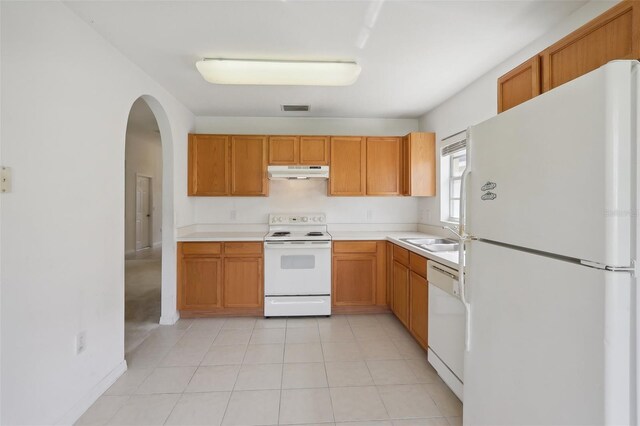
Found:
[265,213,330,241]
[265,230,331,241]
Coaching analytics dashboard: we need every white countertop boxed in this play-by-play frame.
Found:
[177,231,266,242]
[331,231,459,270]
[178,229,459,269]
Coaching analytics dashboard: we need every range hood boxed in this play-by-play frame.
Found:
[268,165,329,180]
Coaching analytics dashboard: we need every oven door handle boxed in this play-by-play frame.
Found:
[264,241,331,249]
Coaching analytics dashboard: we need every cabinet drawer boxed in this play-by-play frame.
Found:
[181,242,222,255]
[393,245,409,266]
[224,242,263,255]
[409,252,427,278]
[333,241,378,254]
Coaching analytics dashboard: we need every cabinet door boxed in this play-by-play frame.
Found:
[230,135,268,196]
[300,136,330,165]
[409,271,428,349]
[541,1,640,92]
[329,137,366,196]
[269,136,299,165]
[366,137,401,195]
[332,254,376,306]
[224,257,263,308]
[179,257,223,310]
[188,134,229,196]
[403,133,436,197]
[392,260,410,327]
[497,56,541,113]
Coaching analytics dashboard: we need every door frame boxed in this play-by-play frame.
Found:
[135,173,153,251]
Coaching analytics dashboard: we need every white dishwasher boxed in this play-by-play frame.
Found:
[427,260,465,401]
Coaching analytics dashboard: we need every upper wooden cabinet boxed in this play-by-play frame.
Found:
[230,135,268,196]
[300,136,330,165]
[188,134,229,196]
[190,132,434,197]
[497,56,541,113]
[402,132,436,197]
[329,133,435,197]
[366,137,402,196]
[498,1,640,112]
[330,137,367,196]
[268,136,298,165]
[189,134,267,196]
[542,1,640,93]
[268,136,330,165]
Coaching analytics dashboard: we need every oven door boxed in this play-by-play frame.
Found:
[264,240,331,296]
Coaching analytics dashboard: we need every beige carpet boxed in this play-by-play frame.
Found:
[125,247,161,354]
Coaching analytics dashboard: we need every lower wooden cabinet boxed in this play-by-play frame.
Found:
[224,257,263,308]
[409,271,428,349]
[392,260,410,327]
[178,241,263,316]
[389,243,430,350]
[180,257,223,310]
[332,241,388,312]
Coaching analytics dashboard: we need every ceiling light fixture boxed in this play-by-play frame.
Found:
[195,59,361,86]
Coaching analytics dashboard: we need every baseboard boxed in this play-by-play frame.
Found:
[159,310,180,325]
[152,241,162,248]
[180,307,263,318]
[55,360,127,426]
[332,305,391,314]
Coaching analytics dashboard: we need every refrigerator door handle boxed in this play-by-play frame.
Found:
[458,128,473,351]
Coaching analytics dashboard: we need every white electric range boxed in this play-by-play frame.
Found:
[263,213,332,317]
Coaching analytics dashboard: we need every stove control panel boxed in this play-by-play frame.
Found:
[269,213,326,225]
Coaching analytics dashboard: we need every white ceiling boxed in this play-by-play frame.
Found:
[65,0,587,119]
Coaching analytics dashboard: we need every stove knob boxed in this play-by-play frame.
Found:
[319,217,324,222]
[302,217,308,222]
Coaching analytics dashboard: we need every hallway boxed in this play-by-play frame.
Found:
[125,247,162,354]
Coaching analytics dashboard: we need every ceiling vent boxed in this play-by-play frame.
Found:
[281,105,310,112]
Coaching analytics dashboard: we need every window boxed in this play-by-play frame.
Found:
[448,150,466,221]
[440,132,467,223]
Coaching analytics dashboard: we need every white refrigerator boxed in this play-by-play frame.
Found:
[460,60,638,425]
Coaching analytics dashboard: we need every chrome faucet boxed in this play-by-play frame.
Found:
[442,225,463,240]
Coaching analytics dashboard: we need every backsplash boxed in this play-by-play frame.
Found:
[194,180,419,224]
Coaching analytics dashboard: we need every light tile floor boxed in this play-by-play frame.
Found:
[77,314,463,426]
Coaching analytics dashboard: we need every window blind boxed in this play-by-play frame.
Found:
[441,130,466,156]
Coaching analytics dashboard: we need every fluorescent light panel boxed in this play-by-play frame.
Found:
[196,59,361,86]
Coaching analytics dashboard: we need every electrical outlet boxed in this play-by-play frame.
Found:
[366,209,373,222]
[76,331,86,355]
[230,210,237,220]
[1,167,12,193]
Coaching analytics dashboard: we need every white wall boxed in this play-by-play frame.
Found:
[195,116,419,136]
[417,0,618,226]
[0,2,195,424]
[195,116,422,226]
[125,116,163,254]
[195,180,420,225]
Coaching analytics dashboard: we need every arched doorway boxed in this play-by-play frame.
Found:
[124,98,163,353]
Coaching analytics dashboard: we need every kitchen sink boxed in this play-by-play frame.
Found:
[401,238,459,252]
